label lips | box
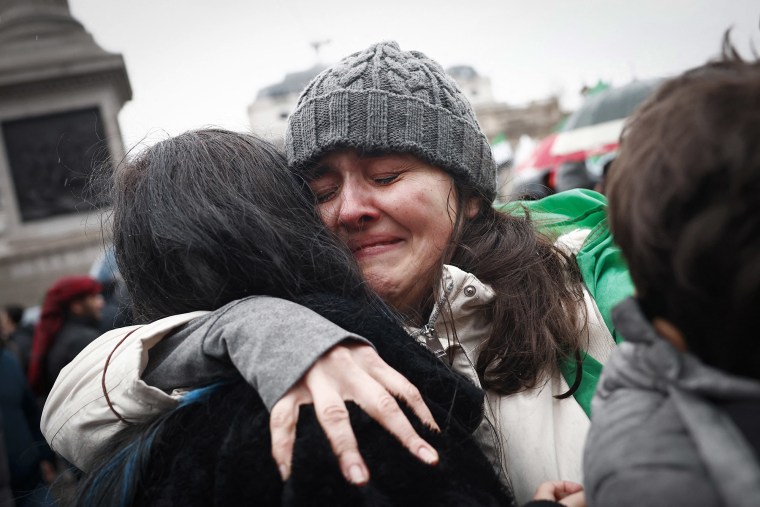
[347,237,403,258]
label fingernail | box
[348,464,367,485]
[278,464,289,480]
[418,446,438,465]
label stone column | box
[0,0,132,306]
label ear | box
[652,318,688,352]
[465,197,481,219]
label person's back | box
[45,316,101,390]
[77,294,509,507]
[583,36,760,506]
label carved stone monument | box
[0,0,132,306]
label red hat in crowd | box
[27,275,102,394]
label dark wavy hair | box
[607,34,760,380]
[431,184,587,397]
[110,129,374,322]
[72,129,385,506]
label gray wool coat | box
[583,298,760,507]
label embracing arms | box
[41,296,438,483]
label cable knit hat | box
[285,41,497,201]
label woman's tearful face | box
[309,150,458,315]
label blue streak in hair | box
[120,429,158,506]
[178,381,228,407]
[83,382,230,507]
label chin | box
[363,273,399,301]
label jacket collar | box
[610,297,760,400]
[408,265,495,360]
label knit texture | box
[286,41,497,201]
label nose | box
[335,180,379,230]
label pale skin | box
[533,481,586,507]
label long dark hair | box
[110,129,374,322]
[74,129,383,506]
[436,185,587,396]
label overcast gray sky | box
[68,0,759,149]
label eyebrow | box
[305,149,407,180]
[304,162,330,181]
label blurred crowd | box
[0,274,131,507]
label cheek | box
[408,209,455,254]
[316,204,338,230]
[416,191,457,244]
[429,221,455,251]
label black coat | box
[0,348,52,502]
[45,317,100,390]
[76,294,515,507]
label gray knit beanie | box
[285,41,496,201]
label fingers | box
[553,481,584,499]
[560,491,586,507]
[354,376,439,466]
[309,380,370,485]
[359,347,440,433]
[270,342,441,487]
[342,344,439,465]
[533,481,584,501]
[270,389,301,481]
[533,481,558,501]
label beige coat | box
[41,312,208,471]
[416,258,615,504]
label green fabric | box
[496,189,634,416]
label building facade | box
[248,61,565,152]
[0,0,131,306]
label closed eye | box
[374,174,400,185]
[313,187,337,204]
